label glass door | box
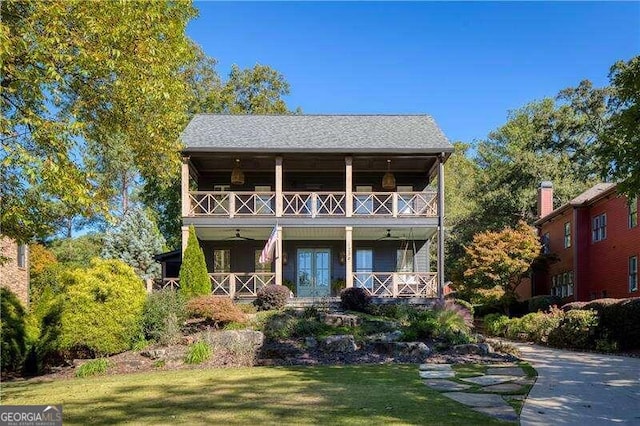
[297,248,331,297]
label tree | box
[463,221,541,306]
[599,56,640,197]
[101,208,165,281]
[1,0,197,242]
[50,234,104,269]
[179,225,210,298]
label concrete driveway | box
[514,342,640,425]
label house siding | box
[0,236,29,306]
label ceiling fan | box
[225,229,255,241]
[376,229,402,241]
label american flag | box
[259,226,278,264]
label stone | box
[460,375,516,386]
[204,330,265,350]
[369,330,403,343]
[323,335,357,353]
[473,406,519,422]
[443,392,510,408]
[419,370,455,379]
[423,379,472,391]
[480,382,525,393]
[420,363,453,371]
[141,349,167,360]
[486,367,527,376]
[305,336,318,348]
[477,342,493,354]
[322,314,361,328]
[452,344,484,355]
[395,342,431,358]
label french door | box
[297,248,331,297]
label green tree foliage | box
[599,56,640,197]
[59,259,146,355]
[179,225,210,298]
[101,208,165,280]
[0,0,197,242]
[0,288,27,373]
[463,221,541,305]
[50,234,104,269]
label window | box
[542,233,550,254]
[255,250,272,273]
[551,276,557,296]
[592,213,607,242]
[630,197,638,229]
[17,244,26,268]
[564,222,571,248]
[630,256,638,292]
[355,249,373,288]
[213,249,231,273]
[561,273,567,298]
[568,272,574,296]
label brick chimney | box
[537,181,553,218]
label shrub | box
[340,287,371,312]
[331,279,345,296]
[561,301,588,312]
[75,358,110,378]
[236,303,257,314]
[283,279,296,296]
[401,302,472,345]
[602,297,640,350]
[24,287,63,374]
[59,259,147,356]
[483,313,510,337]
[1,288,27,373]
[142,290,187,344]
[187,296,246,327]
[184,341,212,364]
[262,311,299,340]
[528,295,562,313]
[548,309,599,349]
[179,225,211,298]
[29,243,58,279]
[452,299,474,318]
[507,310,562,343]
[50,234,104,268]
[254,285,290,311]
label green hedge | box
[1,288,27,373]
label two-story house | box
[533,182,639,301]
[159,114,453,299]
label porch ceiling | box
[194,226,436,241]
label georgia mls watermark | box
[0,405,62,426]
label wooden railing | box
[352,272,438,297]
[188,191,436,218]
[210,272,276,298]
[153,278,180,291]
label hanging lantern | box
[381,159,396,190]
[231,158,245,185]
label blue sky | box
[188,2,639,144]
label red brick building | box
[533,182,639,301]
[0,235,30,306]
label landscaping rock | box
[323,335,358,353]
[423,379,472,391]
[419,369,455,379]
[368,330,403,343]
[305,337,318,349]
[140,349,167,360]
[478,342,493,355]
[419,363,453,371]
[452,344,485,355]
[204,330,265,350]
[322,314,361,327]
[394,342,431,358]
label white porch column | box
[181,225,189,259]
[181,157,190,217]
[345,226,353,288]
[345,156,353,217]
[276,226,283,286]
[275,156,283,217]
[437,154,445,300]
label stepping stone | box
[486,367,527,376]
[442,392,508,408]
[419,370,455,379]
[419,363,452,371]
[423,379,472,391]
[480,382,524,393]
[460,375,515,386]
[473,405,519,422]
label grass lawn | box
[1,365,509,425]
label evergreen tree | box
[179,225,210,298]
[101,209,165,280]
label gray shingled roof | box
[181,114,453,153]
[569,183,616,205]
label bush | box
[179,225,211,298]
[254,285,290,311]
[59,259,147,356]
[184,341,212,364]
[283,279,296,296]
[506,310,562,343]
[548,309,599,349]
[402,302,472,345]
[452,299,474,318]
[187,296,246,327]
[331,279,345,296]
[1,288,27,373]
[75,358,109,378]
[24,287,63,375]
[262,311,299,340]
[340,287,371,312]
[142,290,187,344]
[483,313,510,337]
[528,295,562,313]
[599,297,640,350]
[561,301,588,312]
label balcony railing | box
[210,272,276,298]
[154,277,180,291]
[187,191,437,218]
[352,272,438,297]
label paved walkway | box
[514,342,640,425]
